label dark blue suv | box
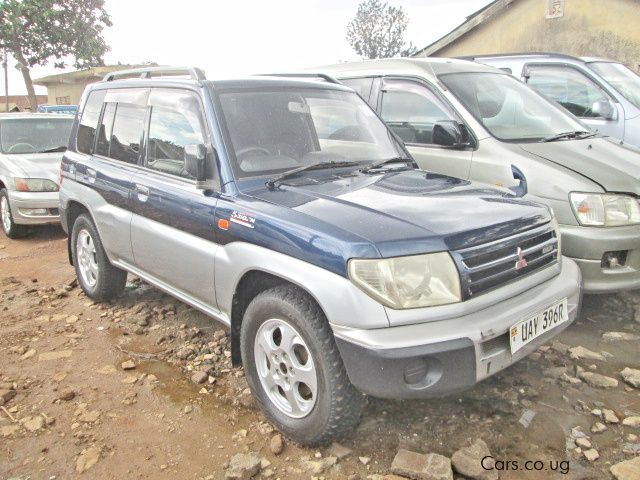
[59,67,582,445]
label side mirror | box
[184,143,207,183]
[509,165,527,197]
[591,100,615,120]
[432,121,471,148]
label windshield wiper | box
[41,146,67,153]
[359,156,414,173]
[540,131,598,142]
[266,161,361,188]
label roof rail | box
[456,52,582,62]
[103,66,207,82]
[256,73,342,85]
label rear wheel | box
[240,285,365,446]
[0,189,28,239]
[71,213,127,301]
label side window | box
[341,78,374,104]
[145,90,206,179]
[109,104,146,164]
[95,102,116,157]
[526,65,611,118]
[77,90,106,154]
[380,80,456,145]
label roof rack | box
[255,73,342,85]
[103,66,207,82]
[456,52,581,62]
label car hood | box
[519,137,640,195]
[1,152,63,183]
[248,169,551,256]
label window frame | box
[377,75,477,150]
[76,89,107,155]
[522,62,617,120]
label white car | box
[0,113,74,238]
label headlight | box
[570,192,640,226]
[14,178,59,192]
[348,252,461,309]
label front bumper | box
[333,257,582,399]
[560,223,640,293]
[8,190,60,225]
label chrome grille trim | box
[452,223,559,299]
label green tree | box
[0,0,111,109]
[346,0,415,59]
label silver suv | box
[469,53,640,147]
[320,58,640,293]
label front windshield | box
[588,62,640,108]
[217,88,404,178]
[0,117,74,154]
[440,72,586,142]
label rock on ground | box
[391,449,453,480]
[610,456,640,480]
[622,417,640,428]
[225,452,262,480]
[583,448,600,462]
[603,331,640,342]
[76,447,101,473]
[621,367,640,388]
[0,389,16,405]
[328,442,352,459]
[269,434,284,455]
[451,439,498,480]
[568,346,605,361]
[579,371,619,388]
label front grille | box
[452,223,559,299]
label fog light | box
[19,208,48,216]
[601,250,628,269]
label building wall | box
[425,0,640,72]
[45,79,96,106]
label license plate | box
[510,298,568,354]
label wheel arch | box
[65,200,92,265]
[229,269,326,367]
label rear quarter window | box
[77,90,106,154]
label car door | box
[524,63,625,141]
[377,78,473,179]
[129,88,219,311]
[74,88,148,264]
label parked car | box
[467,53,640,147]
[319,58,640,294]
[37,104,79,115]
[60,66,582,445]
[0,113,74,238]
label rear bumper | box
[333,257,582,399]
[8,190,60,225]
[560,224,640,293]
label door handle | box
[84,168,96,184]
[135,184,149,202]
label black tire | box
[0,188,28,239]
[70,213,127,301]
[240,285,365,446]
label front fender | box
[215,242,389,329]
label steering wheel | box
[236,146,271,160]
[7,143,36,154]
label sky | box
[2,0,494,96]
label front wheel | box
[71,213,127,301]
[0,189,28,239]
[240,285,365,446]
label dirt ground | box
[1,226,640,480]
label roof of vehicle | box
[315,57,502,81]
[460,52,617,64]
[0,112,75,120]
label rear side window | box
[77,90,106,154]
[109,104,146,164]
[145,90,206,179]
[95,102,116,157]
